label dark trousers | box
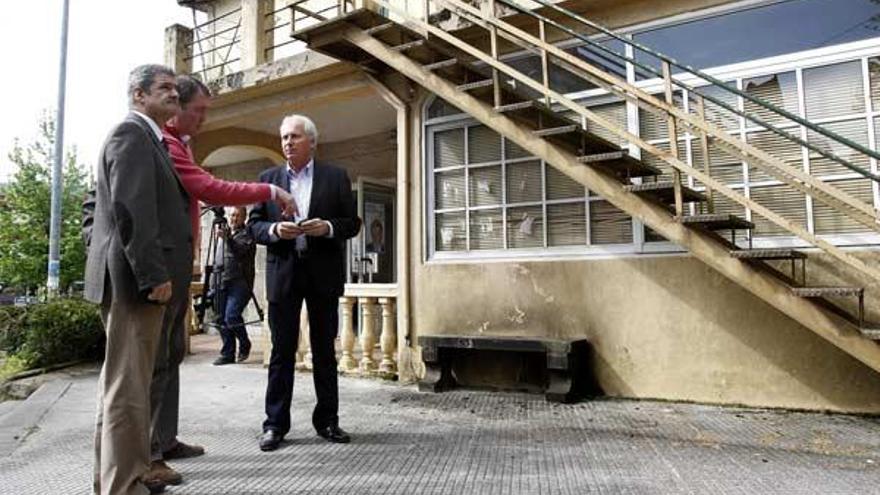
[217,279,252,359]
[263,290,339,436]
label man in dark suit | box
[248,114,360,451]
[84,64,190,495]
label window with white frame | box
[429,116,634,254]
[424,0,880,258]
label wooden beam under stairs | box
[311,20,880,373]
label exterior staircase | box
[287,0,880,372]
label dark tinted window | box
[634,0,880,79]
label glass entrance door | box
[348,178,396,284]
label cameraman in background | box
[213,206,256,365]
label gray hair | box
[128,64,175,105]
[280,114,319,150]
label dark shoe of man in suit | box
[143,460,182,486]
[140,474,167,494]
[316,424,351,444]
[237,342,251,363]
[213,355,235,366]
[259,429,284,451]
[162,440,205,460]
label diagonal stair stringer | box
[340,25,880,374]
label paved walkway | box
[1,335,880,494]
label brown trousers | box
[93,294,165,495]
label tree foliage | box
[0,113,91,292]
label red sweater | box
[163,123,273,244]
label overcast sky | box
[0,1,194,181]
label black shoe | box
[237,346,250,363]
[259,429,283,451]
[213,355,235,366]
[162,440,205,460]
[140,477,167,494]
[316,425,351,444]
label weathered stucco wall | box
[410,253,880,413]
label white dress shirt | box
[271,159,333,248]
[131,110,164,143]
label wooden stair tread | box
[729,249,806,260]
[791,286,864,297]
[624,181,705,203]
[390,39,426,51]
[423,58,458,71]
[679,214,754,230]
[533,124,579,137]
[457,79,495,91]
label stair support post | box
[340,25,880,373]
[662,61,684,218]
[694,95,715,214]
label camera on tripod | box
[192,206,263,331]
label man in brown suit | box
[84,64,190,495]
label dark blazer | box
[84,113,192,305]
[248,161,359,301]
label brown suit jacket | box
[84,113,192,305]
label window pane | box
[546,166,584,200]
[568,39,627,79]
[548,202,586,246]
[870,57,880,111]
[590,201,632,245]
[804,61,865,120]
[507,206,544,248]
[435,170,466,209]
[749,184,807,237]
[434,128,464,169]
[586,101,627,147]
[692,138,743,185]
[469,209,504,250]
[743,72,799,127]
[640,141,686,183]
[808,119,870,177]
[428,97,464,119]
[639,93,684,141]
[690,84,739,131]
[468,125,502,164]
[813,179,874,234]
[634,0,880,78]
[469,165,503,207]
[505,138,532,160]
[435,212,466,251]
[746,129,803,183]
[506,160,542,203]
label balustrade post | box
[338,296,357,371]
[378,297,397,375]
[359,297,379,372]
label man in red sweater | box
[144,75,298,487]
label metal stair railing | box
[522,0,880,181]
[426,0,880,234]
[361,0,880,284]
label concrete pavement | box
[1,335,879,494]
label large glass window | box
[635,0,880,78]
[429,99,632,255]
[424,0,880,259]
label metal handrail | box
[513,0,880,182]
[185,39,240,61]
[421,0,879,231]
[192,7,241,30]
[186,23,240,47]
